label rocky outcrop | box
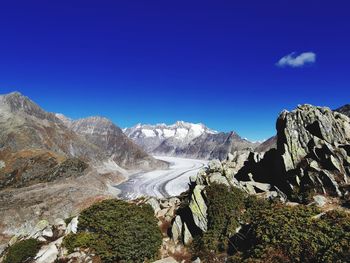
[170,104,350,245]
[276,105,350,199]
[234,104,350,201]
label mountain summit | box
[124,121,217,153]
[124,121,258,160]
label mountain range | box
[124,122,260,159]
[0,92,166,246]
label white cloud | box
[276,52,316,68]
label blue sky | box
[0,0,349,141]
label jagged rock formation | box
[170,104,350,246]
[234,105,350,200]
[275,105,350,198]
[125,122,258,160]
[335,104,350,117]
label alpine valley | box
[1,92,350,263]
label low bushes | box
[192,183,245,258]
[63,199,162,263]
[3,238,41,263]
[231,198,350,262]
[189,183,350,263]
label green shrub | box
[190,183,350,263]
[63,199,162,263]
[64,216,74,226]
[63,232,97,253]
[234,205,350,263]
[192,183,245,257]
[3,238,41,263]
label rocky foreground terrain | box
[1,103,350,263]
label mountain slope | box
[335,104,350,117]
[0,92,167,248]
[69,116,166,170]
[0,92,102,161]
[125,122,258,160]
[0,91,166,190]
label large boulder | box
[276,105,350,198]
[277,105,350,172]
[235,104,350,200]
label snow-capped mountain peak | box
[125,121,216,140]
[123,121,217,153]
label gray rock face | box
[189,185,208,232]
[276,105,350,197]
[181,132,258,160]
[234,104,350,200]
[277,105,350,172]
[171,215,183,243]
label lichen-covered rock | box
[276,105,350,198]
[207,160,223,173]
[189,185,207,232]
[232,104,350,200]
[34,237,63,263]
[171,215,183,243]
[147,197,161,214]
[277,105,350,171]
[207,172,230,186]
[152,257,178,263]
[183,222,193,245]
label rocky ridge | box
[166,104,350,250]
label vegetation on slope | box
[63,199,162,263]
[189,184,350,263]
[3,238,41,263]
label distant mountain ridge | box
[124,122,259,160]
[0,92,164,174]
[335,104,350,117]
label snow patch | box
[163,129,175,138]
[175,128,188,139]
[142,129,156,137]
